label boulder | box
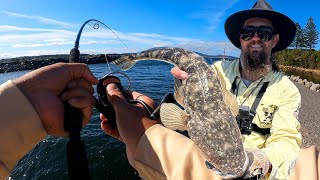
[305,81,313,89]
[297,79,304,84]
[310,83,320,91]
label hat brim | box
[225,9,296,52]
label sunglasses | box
[240,26,275,42]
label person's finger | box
[61,86,95,126]
[60,87,92,101]
[100,120,122,141]
[66,63,99,84]
[170,67,188,80]
[100,113,107,121]
[118,89,157,118]
[67,79,94,94]
[106,83,129,107]
[68,96,95,126]
[99,111,121,139]
[121,89,158,110]
[132,92,158,110]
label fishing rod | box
[64,19,127,180]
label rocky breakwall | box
[0,54,121,73]
[289,75,320,93]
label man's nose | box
[251,32,261,41]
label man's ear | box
[272,34,279,48]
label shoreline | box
[0,54,121,73]
[1,57,319,92]
[280,65,320,77]
[280,65,320,84]
[288,75,320,93]
[281,64,320,93]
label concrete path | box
[294,82,320,149]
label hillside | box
[275,49,320,69]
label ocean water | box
[0,61,175,179]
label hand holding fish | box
[100,83,158,164]
[170,67,188,80]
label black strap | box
[231,76,238,94]
[250,82,269,115]
[252,123,270,135]
[150,93,176,119]
[231,77,271,135]
[249,81,270,135]
[233,174,264,180]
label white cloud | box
[0,25,70,32]
[0,17,240,59]
[2,11,75,28]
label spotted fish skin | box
[111,47,246,176]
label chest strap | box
[232,78,271,135]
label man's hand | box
[13,63,99,136]
[100,83,158,164]
[171,67,188,80]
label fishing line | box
[102,55,131,90]
[73,19,128,49]
[104,54,112,74]
[89,20,128,49]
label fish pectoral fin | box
[160,103,189,131]
[223,90,239,117]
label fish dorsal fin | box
[213,65,239,117]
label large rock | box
[305,81,313,89]
[310,83,320,91]
[297,79,304,84]
[290,75,300,82]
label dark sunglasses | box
[240,26,275,42]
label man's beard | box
[240,50,271,76]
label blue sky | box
[0,0,319,59]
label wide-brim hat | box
[225,0,296,52]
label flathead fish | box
[111,47,246,177]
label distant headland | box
[0,53,237,73]
[0,54,122,73]
[1,52,319,92]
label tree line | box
[290,17,319,50]
[274,17,320,70]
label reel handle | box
[95,75,126,129]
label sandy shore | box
[294,82,320,150]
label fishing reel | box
[94,72,177,128]
[94,72,131,129]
